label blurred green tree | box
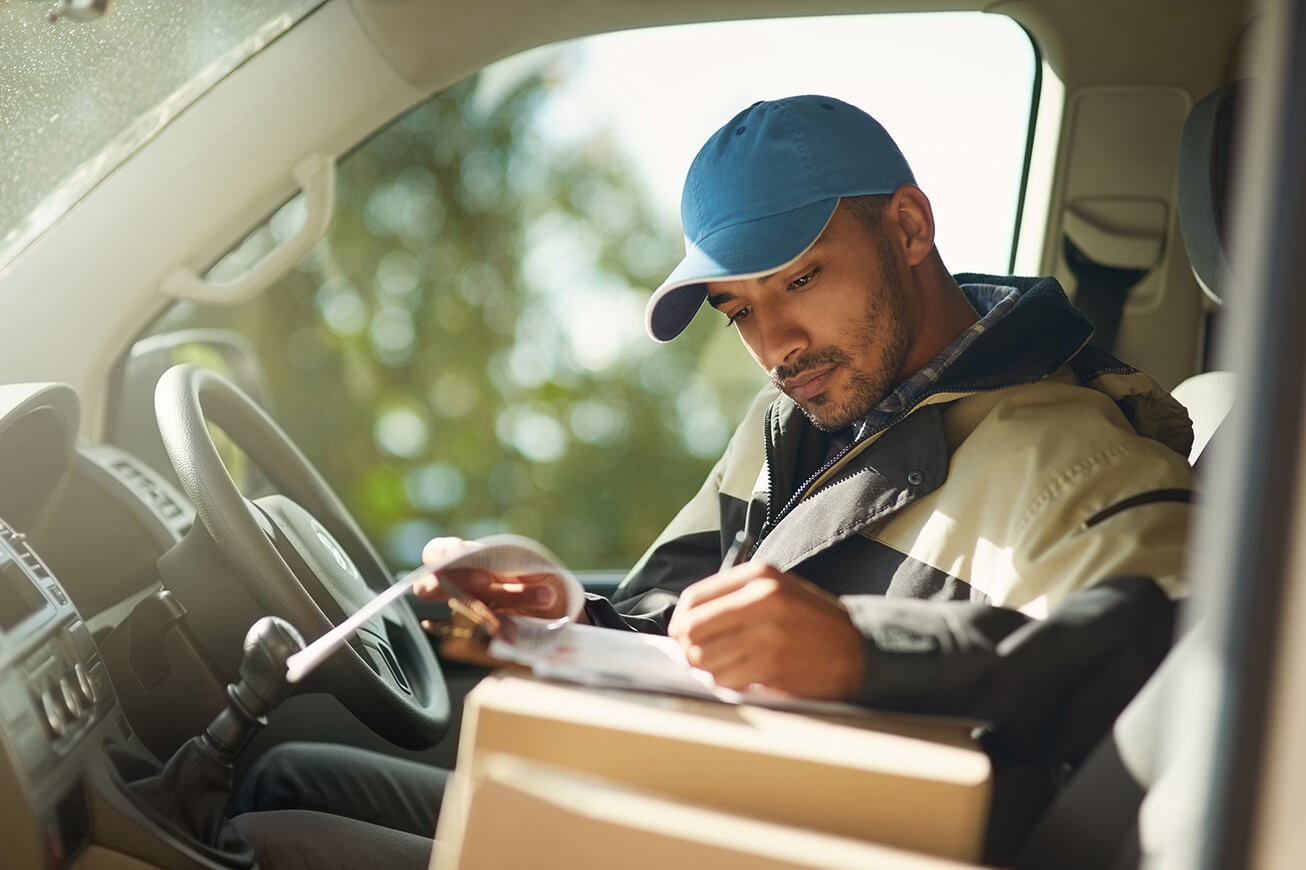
[149,66,763,571]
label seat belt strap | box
[1063,235,1149,354]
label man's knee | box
[235,742,328,813]
[233,809,433,870]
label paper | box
[285,534,584,683]
[284,563,429,683]
[285,533,872,716]
[501,622,873,716]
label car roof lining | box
[345,0,1247,98]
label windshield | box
[0,0,320,273]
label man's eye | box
[726,306,752,327]
[790,268,818,290]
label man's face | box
[706,202,915,431]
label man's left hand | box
[667,562,866,699]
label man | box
[233,95,1194,867]
[424,94,1191,721]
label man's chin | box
[795,395,856,432]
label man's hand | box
[413,537,580,622]
[667,562,865,699]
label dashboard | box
[0,383,234,869]
[0,517,109,868]
[0,384,119,867]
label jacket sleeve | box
[839,575,1177,764]
[831,388,1195,761]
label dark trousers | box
[228,742,448,870]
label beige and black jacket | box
[586,275,1195,764]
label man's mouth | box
[784,366,838,402]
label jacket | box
[586,274,1196,764]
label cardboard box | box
[437,675,991,863]
[435,752,987,870]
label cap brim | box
[645,197,839,342]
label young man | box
[423,95,1192,721]
[234,95,1194,868]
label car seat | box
[1010,80,1244,869]
[1171,81,1243,470]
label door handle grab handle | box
[161,153,335,303]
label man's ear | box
[888,185,936,268]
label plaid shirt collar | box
[847,283,1019,443]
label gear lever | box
[204,616,306,761]
[126,617,305,864]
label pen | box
[720,529,755,573]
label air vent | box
[0,521,53,582]
[108,458,186,522]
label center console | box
[0,519,119,868]
[0,510,261,870]
[0,384,294,869]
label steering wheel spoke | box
[357,632,413,696]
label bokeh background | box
[144,15,1041,571]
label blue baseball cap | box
[645,95,916,342]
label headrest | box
[1177,81,1245,306]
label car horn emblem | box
[311,519,358,578]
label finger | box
[413,568,493,600]
[709,658,769,692]
[482,579,559,613]
[438,568,500,597]
[411,574,449,600]
[681,562,771,608]
[673,581,777,647]
[688,620,779,672]
[668,562,772,636]
[422,537,484,565]
[685,629,753,674]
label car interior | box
[1,0,1303,867]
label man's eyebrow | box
[706,239,828,307]
[760,240,827,287]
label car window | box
[134,13,1047,572]
[0,0,320,272]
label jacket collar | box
[763,274,1091,518]
[938,274,1093,393]
[754,274,1194,563]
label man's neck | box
[897,264,980,381]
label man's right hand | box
[413,537,575,621]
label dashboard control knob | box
[74,663,96,707]
[40,689,66,738]
[59,676,83,719]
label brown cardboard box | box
[437,675,991,864]
[434,752,987,870]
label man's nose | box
[757,314,809,372]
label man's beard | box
[770,256,911,432]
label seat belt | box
[1063,235,1149,354]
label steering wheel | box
[153,364,449,748]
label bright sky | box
[485,12,1041,274]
